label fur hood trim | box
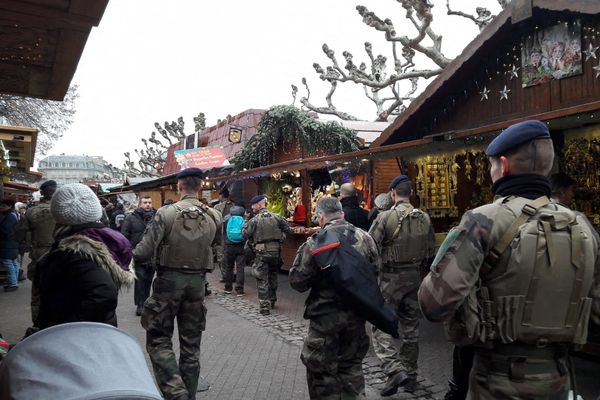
[58,234,135,288]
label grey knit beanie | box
[51,183,103,225]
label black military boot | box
[381,371,410,397]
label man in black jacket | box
[121,196,156,315]
[340,183,369,231]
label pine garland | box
[230,105,361,171]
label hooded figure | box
[35,184,134,330]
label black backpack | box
[311,226,399,338]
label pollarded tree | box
[293,0,510,122]
[0,85,78,156]
[123,113,207,177]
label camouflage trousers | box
[29,247,50,324]
[372,268,421,376]
[141,270,207,400]
[301,311,369,400]
[469,351,570,400]
[252,253,280,312]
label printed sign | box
[174,146,229,170]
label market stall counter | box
[281,225,321,271]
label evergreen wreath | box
[230,105,361,171]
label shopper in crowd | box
[110,202,125,231]
[0,199,20,292]
[15,180,57,322]
[290,197,380,399]
[222,204,247,295]
[368,192,394,228]
[550,172,577,207]
[121,195,156,316]
[339,183,370,231]
[35,183,134,330]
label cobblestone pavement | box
[3,264,598,399]
[210,269,448,400]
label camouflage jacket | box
[214,199,234,218]
[418,197,600,329]
[133,195,223,271]
[368,199,436,268]
[16,201,55,259]
[242,207,291,250]
[290,218,380,318]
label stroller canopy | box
[0,322,162,399]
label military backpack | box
[253,210,284,253]
[445,196,596,347]
[159,202,217,271]
[382,202,432,266]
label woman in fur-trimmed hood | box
[35,184,134,330]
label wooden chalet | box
[347,0,600,234]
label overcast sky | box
[48,0,502,167]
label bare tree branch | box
[0,85,78,157]
[299,78,360,120]
[293,0,509,121]
[446,1,494,31]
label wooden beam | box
[211,138,434,182]
[446,99,600,141]
[0,0,103,30]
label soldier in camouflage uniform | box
[242,195,291,315]
[419,120,600,400]
[15,180,57,323]
[133,168,222,400]
[290,197,380,399]
[369,175,436,396]
[214,187,233,282]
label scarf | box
[491,174,552,200]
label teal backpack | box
[226,215,245,243]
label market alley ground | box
[2,269,599,399]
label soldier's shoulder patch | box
[430,227,462,270]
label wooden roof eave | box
[206,138,433,183]
[371,8,513,148]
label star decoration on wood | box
[509,65,520,80]
[499,85,511,101]
[584,43,599,61]
[480,86,490,101]
[593,60,600,78]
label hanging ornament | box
[499,85,511,101]
[480,86,490,101]
[593,60,600,78]
[584,43,599,61]
[509,65,520,80]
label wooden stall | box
[361,0,600,354]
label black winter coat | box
[340,196,370,231]
[35,224,134,330]
[121,208,155,248]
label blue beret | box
[486,120,550,157]
[40,180,57,190]
[389,175,410,190]
[250,195,266,205]
[176,168,203,179]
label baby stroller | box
[0,322,162,399]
